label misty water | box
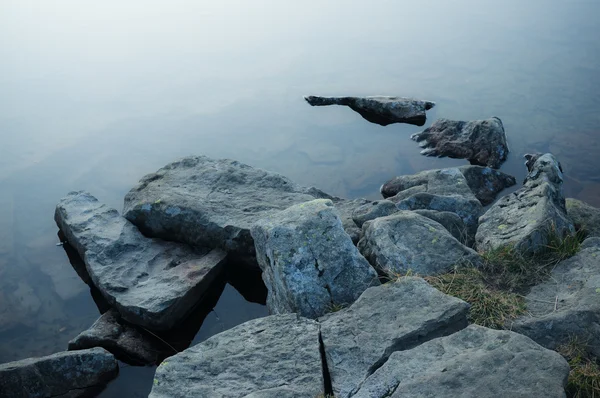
[1,1,599,396]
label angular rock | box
[331,197,370,244]
[352,199,398,228]
[476,153,575,254]
[353,325,569,398]
[55,191,228,330]
[251,199,379,319]
[304,95,435,126]
[566,198,600,238]
[411,117,509,168]
[381,167,482,238]
[358,211,481,276]
[319,277,470,398]
[0,347,118,398]
[68,310,166,366]
[413,209,469,244]
[509,237,600,357]
[123,156,331,257]
[458,165,517,206]
[149,314,323,398]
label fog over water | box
[1,1,599,395]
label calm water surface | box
[1,1,599,395]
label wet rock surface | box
[510,237,600,357]
[55,191,228,330]
[476,153,574,254]
[353,325,570,398]
[123,156,331,257]
[358,211,481,276]
[304,95,435,126]
[319,278,470,398]
[0,347,118,398]
[68,310,166,366]
[251,199,379,319]
[566,198,600,238]
[458,165,517,205]
[149,314,323,398]
[411,117,509,168]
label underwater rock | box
[0,347,118,398]
[55,191,228,330]
[476,153,574,254]
[123,156,332,258]
[304,95,435,126]
[319,277,469,398]
[358,211,481,276]
[411,117,509,168]
[353,325,569,398]
[149,314,323,398]
[251,199,379,319]
[509,237,600,358]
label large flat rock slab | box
[123,156,330,256]
[252,199,379,319]
[304,95,435,126]
[358,211,481,276]
[0,347,118,398]
[510,237,600,357]
[411,117,509,168]
[319,278,470,398]
[55,191,227,330]
[353,325,569,398]
[149,314,323,398]
[476,153,574,254]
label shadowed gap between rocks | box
[59,234,268,366]
[318,330,334,396]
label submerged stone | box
[319,278,469,398]
[411,117,509,168]
[304,95,435,126]
[55,191,227,330]
[149,314,323,397]
[353,325,569,398]
[0,347,118,398]
[251,199,379,319]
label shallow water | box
[1,0,599,395]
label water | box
[1,0,599,395]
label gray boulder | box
[476,153,575,254]
[566,198,600,238]
[304,95,435,126]
[352,199,398,228]
[331,197,370,244]
[149,314,323,398]
[458,165,517,205]
[0,347,118,398]
[413,209,469,244]
[381,168,482,238]
[411,117,509,169]
[319,277,469,398]
[353,325,569,398]
[68,310,166,365]
[55,191,227,330]
[509,237,600,357]
[123,156,331,257]
[358,212,481,276]
[251,199,379,319]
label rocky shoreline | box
[1,109,599,397]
